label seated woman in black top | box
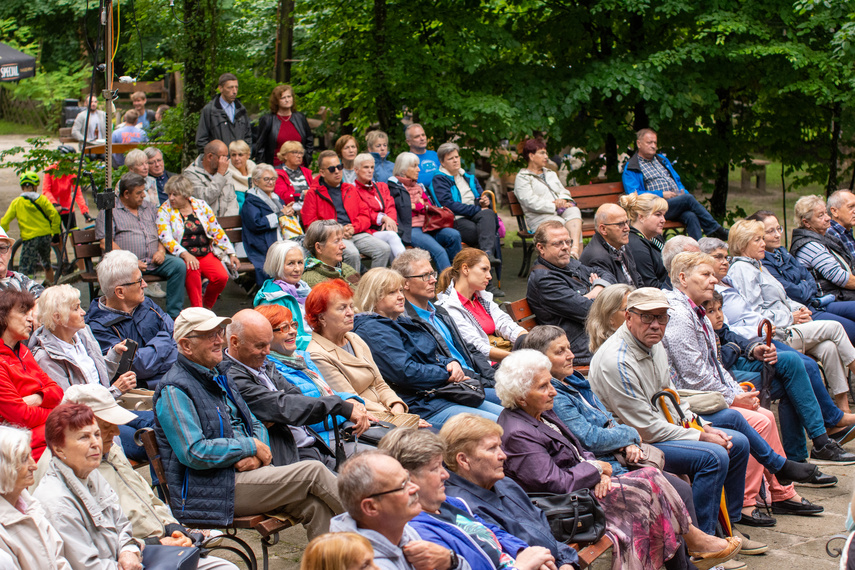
[620,192,669,287]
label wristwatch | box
[448,548,459,569]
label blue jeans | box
[411,227,462,271]
[814,300,855,344]
[118,410,155,462]
[423,399,504,428]
[732,347,826,461]
[484,388,502,406]
[701,408,786,473]
[145,254,186,319]
[665,193,721,239]
[777,341,845,432]
[652,428,749,534]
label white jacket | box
[513,168,572,215]
[0,491,71,570]
[435,281,526,358]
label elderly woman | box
[666,251,823,523]
[620,192,669,287]
[436,249,527,362]
[584,283,632,354]
[513,139,582,259]
[336,135,359,184]
[274,141,314,209]
[747,210,855,343]
[35,404,144,570]
[122,149,158,205]
[157,174,238,309]
[352,268,503,428]
[388,152,462,271]
[367,130,394,183]
[439,414,579,569]
[306,279,421,428]
[430,142,501,263]
[0,426,71,569]
[0,289,63,461]
[495,350,741,570]
[303,220,361,289]
[379,428,562,570]
[255,84,313,167]
[241,163,290,285]
[352,153,405,260]
[254,240,312,349]
[227,139,256,205]
[727,219,855,414]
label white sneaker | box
[146,282,167,298]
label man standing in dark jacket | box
[579,203,642,287]
[224,309,370,469]
[527,221,613,365]
[195,73,252,153]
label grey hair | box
[698,237,728,255]
[520,325,568,354]
[391,248,432,278]
[124,149,148,170]
[378,428,445,472]
[436,142,460,163]
[828,190,853,213]
[37,284,81,332]
[252,163,276,184]
[352,153,374,171]
[263,240,305,281]
[304,220,344,257]
[661,235,700,272]
[337,450,393,519]
[97,250,140,297]
[404,123,423,141]
[143,147,163,160]
[0,426,32,495]
[494,349,552,409]
[393,152,420,177]
[164,174,194,199]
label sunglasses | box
[326,164,345,173]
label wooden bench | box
[572,182,685,238]
[218,215,261,278]
[571,537,614,569]
[506,189,536,277]
[136,428,292,570]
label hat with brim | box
[0,226,15,246]
[173,307,232,341]
[62,384,138,425]
[626,287,671,312]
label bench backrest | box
[137,428,172,505]
[570,182,625,210]
[505,297,538,331]
[72,228,100,272]
[218,215,243,248]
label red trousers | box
[185,252,229,309]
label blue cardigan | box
[371,152,395,184]
[429,170,484,218]
[761,246,818,305]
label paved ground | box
[1,133,852,569]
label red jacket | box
[354,179,397,234]
[274,165,316,205]
[301,182,372,234]
[0,341,64,461]
[42,163,90,215]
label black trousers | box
[454,209,498,254]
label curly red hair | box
[305,279,354,330]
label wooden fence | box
[0,87,56,131]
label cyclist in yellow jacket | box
[0,172,61,282]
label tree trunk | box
[181,0,209,166]
[373,0,394,134]
[828,102,842,197]
[605,132,618,181]
[710,88,732,220]
[274,0,295,83]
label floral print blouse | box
[156,196,235,258]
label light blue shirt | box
[412,302,469,367]
[219,96,236,123]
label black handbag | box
[141,544,201,570]
[529,489,607,544]
[420,378,485,408]
[341,420,398,446]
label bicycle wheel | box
[9,238,62,282]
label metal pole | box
[102,0,113,253]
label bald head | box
[595,203,629,248]
[202,140,228,175]
[227,309,273,369]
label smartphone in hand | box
[112,339,139,382]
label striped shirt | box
[793,239,852,288]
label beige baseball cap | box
[63,384,138,425]
[173,307,232,341]
[626,287,671,312]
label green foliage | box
[147,105,189,171]
[0,138,112,193]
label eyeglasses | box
[405,270,438,282]
[764,226,783,235]
[186,326,226,341]
[368,475,411,498]
[602,221,630,228]
[120,276,145,288]
[546,239,573,248]
[0,244,11,254]
[628,310,669,325]
[288,151,304,156]
[710,254,732,263]
[261,177,277,183]
[326,164,345,173]
[273,322,299,333]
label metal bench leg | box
[261,532,281,570]
[204,530,258,570]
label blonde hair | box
[229,139,251,156]
[277,140,305,163]
[585,283,633,354]
[353,268,404,313]
[300,532,374,570]
[440,413,503,472]
[794,195,827,228]
[37,284,82,332]
[728,219,765,257]
[619,192,669,224]
[669,251,716,285]
[366,130,388,150]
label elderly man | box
[224,309,370,469]
[302,150,391,270]
[330,450,471,570]
[111,110,148,166]
[71,93,107,149]
[95,172,185,316]
[622,128,727,241]
[579,203,642,286]
[183,140,239,218]
[0,226,43,297]
[588,288,751,539]
[526,221,613,365]
[154,307,343,539]
[405,124,440,187]
[393,248,495,385]
[196,72,252,152]
[86,250,177,388]
[145,147,175,205]
[130,91,156,129]
[825,190,855,258]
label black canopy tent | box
[0,43,36,82]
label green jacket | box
[1,193,61,240]
[302,256,360,289]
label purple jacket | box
[498,408,602,495]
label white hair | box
[494,349,552,409]
[124,149,148,170]
[263,240,305,281]
[143,147,163,160]
[393,152,420,178]
[97,250,140,297]
[352,153,374,171]
[252,163,276,184]
[661,235,699,272]
[0,426,31,494]
[37,284,81,331]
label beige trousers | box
[785,320,855,396]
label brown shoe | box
[689,536,742,570]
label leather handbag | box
[341,420,398,446]
[614,442,665,471]
[487,334,513,351]
[530,489,607,544]
[141,544,201,570]
[423,204,455,232]
[420,378,486,408]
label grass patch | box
[0,120,47,136]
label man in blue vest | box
[153,307,343,539]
